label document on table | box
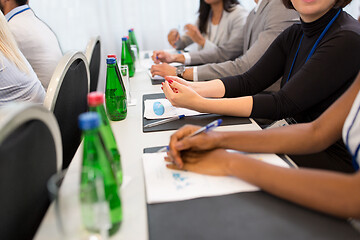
[144,98,207,119]
[142,151,290,204]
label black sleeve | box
[251,31,360,120]
[220,27,291,97]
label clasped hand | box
[168,29,180,48]
[184,24,205,47]
[165,124,230,176]
[161,76,200,109]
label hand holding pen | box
[160,119,222,168]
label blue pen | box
[157,119,223,152]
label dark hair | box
[15,0,28,6]
[282,0,352,9]
[198,0,239,34]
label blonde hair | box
[0,11,29,74]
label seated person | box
[0,11,45,105]
[0,0,63,90]
[161,0,360,172]
[151,0,299,82]
[165,72,360,219]
[155,0,248,66]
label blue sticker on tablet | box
[153,101,165,116]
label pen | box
[157,118,223,152]
[144,114,185,128]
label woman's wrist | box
[223,152,238,176]
[215,131,228,149]
[174,54,185,63]
[198,38,206,47]
[192,95,208,112]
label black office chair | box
[85,36,101,92]
[0,103,62,240]
[44,51,89,169]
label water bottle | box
[105,57,127,121]
[128,28,139,58]
[121,37,135,77]
[88,92,123,185]
[79,112,122,235]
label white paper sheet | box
[144,98,207,119]
[142,151,290,204]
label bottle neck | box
[83,128,99,138]
[107,63,117,68]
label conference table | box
[34,51,360,240]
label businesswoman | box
[162,0,360,171]
[165,72,360,219]
[0,11,44,105]
[153,0,248,64]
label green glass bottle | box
[125,36,136,63]
[105,57,127,121]
[88,92,123,186]
[107,55,127,94]
[121,37,135,77]
[79,112,122,236]
[128,28,139,58]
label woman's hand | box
[167,124,223,168]
[184,24,205,47]
[168,29,180,48]
[152,50,175,64]
[165,149,232,176]
[150,63,176,77]
[161,77,202,109]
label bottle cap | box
[107,54,117,59]
[106,57,116,64]
[78,112,100,130]
[122,37,127,41]
[129,28,134,32]
[88,92,104,106]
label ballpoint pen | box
[157,118,223,152]
[144,114,185,128]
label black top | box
[221,8,360,122]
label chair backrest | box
[0,103,62,240]
[85,36,101,92]
[44,51,89,169]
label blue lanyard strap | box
[286,9,341,83]
[7,7,31,22]
[286,35,303,83]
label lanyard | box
[7,7,31,22]
[286,9,341,83]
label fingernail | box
[168,80,173,84]
[174,88,178,91]
[175,91,179,93]
[161,87,163,90]
[175,142,183,149]
[161,82,164,85]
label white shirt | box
[6,5,63,90]
[344,0,360,20]
[0,52,45,105]
[254,0,263,13]
[342,90,360,170]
